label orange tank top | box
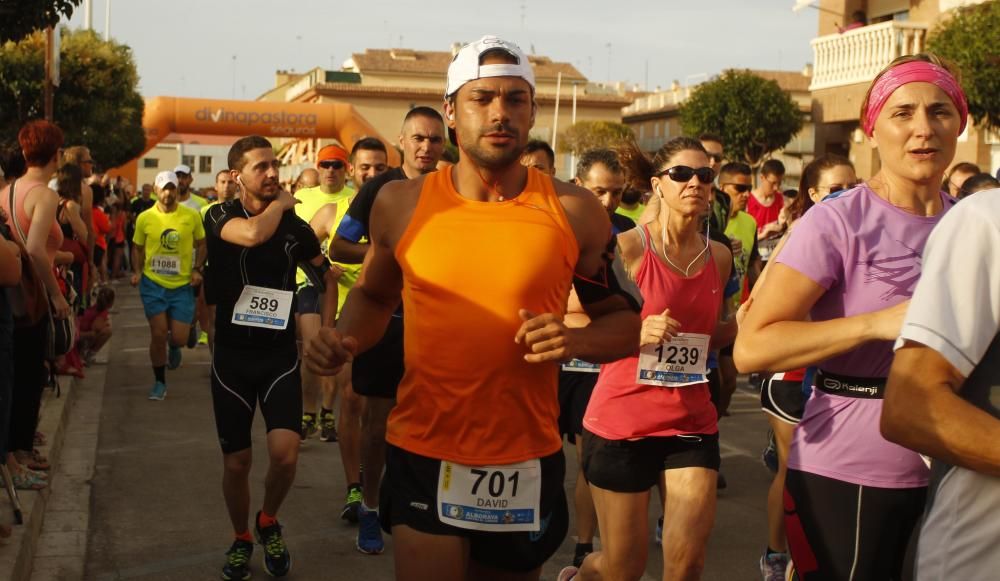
[387,166,579,465]
[4,180,63,265]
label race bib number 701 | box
[437,459,541,532]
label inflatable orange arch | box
[114,96,400,183]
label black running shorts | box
[784,469,925,581]
[210,342,302,454]
[582,430,720,493]
[761,373,806,424]
[557,369,599,442]
[379,445,569,573]
[296,284,321,315]
[352,316,404,399]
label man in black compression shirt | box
[204,135,338,580]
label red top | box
[92,207,110,249]
[79,307,108,332]
[584,225,721,440]
[111,212,126,244]
[746,192,784,235]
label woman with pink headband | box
[735,53,967,580]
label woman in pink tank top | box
[565,138,733,581]
[1,120,69,490]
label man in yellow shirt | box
[131,170,206,400]
[293,145,356,444]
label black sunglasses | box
[656,165,715,185]
[722,183,751,193]
[318,160,345,170]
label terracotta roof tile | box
[350,48,587,82]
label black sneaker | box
[221,539,253,581]
[341,484,363,524]
[254,512,291,577]
[318,411,338,442]
[187,324,199,349]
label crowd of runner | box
[1,34,998,581]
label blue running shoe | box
[254,512,290,577]
[148,381,167,401]
[356,505,384,555]
[221,539,253,580]
[167,345,182,370]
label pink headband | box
[862,61,968,137]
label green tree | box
[0,28,146,169]
[927,1,1000,131]
[0,0,83,43]
[558,121,634,154]
[679,70,803,170]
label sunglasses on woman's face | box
[318,160,345,170]
[723,183,752,193]
[656,165,715,185]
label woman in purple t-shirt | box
[735,53,968,580]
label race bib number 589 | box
[437,459,541,532]
[232,285,293,330]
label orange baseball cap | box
[317,144,349,164]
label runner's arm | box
[882,344,1000,476]
[710,241,736,349]
[334,213,402,355]
[734,263,905,373]
[312,254,339,328]
[215,192,296,247]
[518,186,641,364]
[329,235,368,264]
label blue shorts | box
[140,275,195,323]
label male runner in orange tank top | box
[306,36,640,581]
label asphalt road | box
[80,284,774,581]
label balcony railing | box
[622,88,690,116]
[809,21,929,91]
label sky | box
[63,0,819,100]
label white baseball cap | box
[445,35,535,98]
[173,164,192,175]
[154,171,179,190]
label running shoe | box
[319,411,338,442]
[254,512,291,577]
[762,430,778,473]
[167,345,182,370]
[221,539,253,581]
[557,566,579,581]
[148,381,167,401]
[356,505,384,554]
[654,515,663,546]
[300,414,317,443]
[187,325,199,348]
[198,331,209,345]
[341,484,363,524]
[760,551,789,581]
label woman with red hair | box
[1,120,71,489]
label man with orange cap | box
[292,144,364,522]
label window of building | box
[638,125,645,140]
[143,158,159,169]
[198,155,212,174]
[663,122,671,139]
[182,155,195,169]
[653,123,660,138]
